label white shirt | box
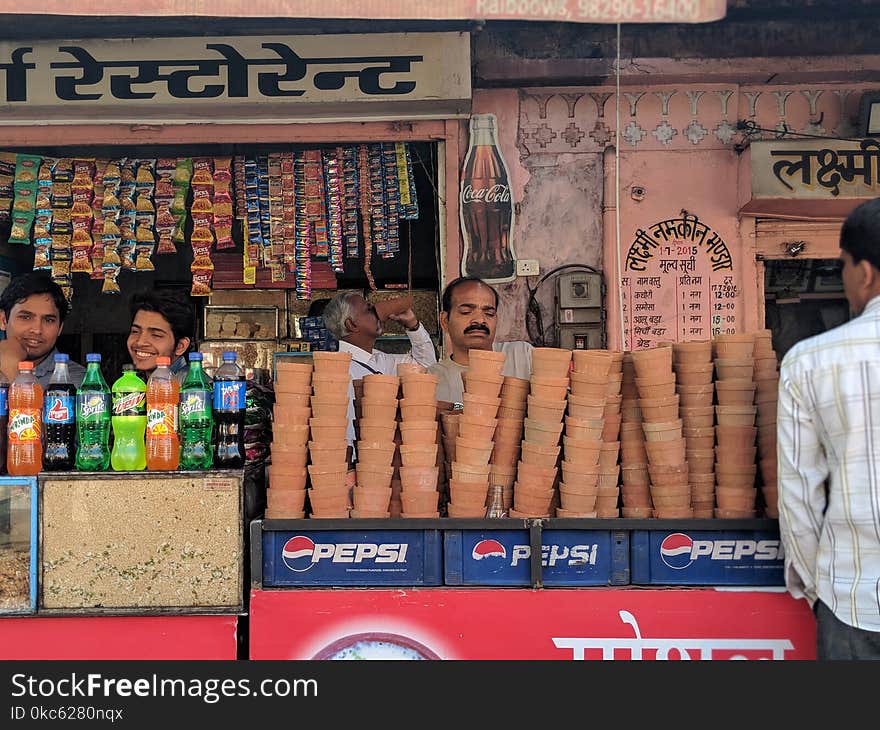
[338,323,437,444]
[430,340,534,404]
[778,294,880,631]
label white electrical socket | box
[516,259,540,277]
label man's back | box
[778,296,880,630]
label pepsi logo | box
[472,539,506,560]
[659,533,695,570]
[282,535,317,572]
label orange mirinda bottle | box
[8,361,43,476]
[146,356,180,470]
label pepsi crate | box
[631,520,785,586]
[444,520,630,587]
[256,519,443,587]
[0,476,38,615]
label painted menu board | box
[622,213,739,350]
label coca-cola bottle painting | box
[459,113,516,283]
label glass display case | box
[0,476,37,614]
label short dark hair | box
[0,271,70,322]
[840,198,880,270]
[129,289,195,346]
[441,277,499,314]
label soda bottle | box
[7,361,43,476]
[146,356,180,471]
[110,365,147,471]
[212,351,246,469]
[42,353,76,471]
[179,352,213,470]
[0,367,8,475]
[460,113,515,282]
[75,353,111,471]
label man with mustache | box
[0,272,85,387]
[430,276,533,405]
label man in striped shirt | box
[778,197,880,659]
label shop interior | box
[0,141,443,379]
[764,257,848,360]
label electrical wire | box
[525,263,604,347]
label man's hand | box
[387,308,419,331]
[0,337,27,382]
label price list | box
[621,214,739,350]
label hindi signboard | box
[0,0,728,24]
[0,33,471,124]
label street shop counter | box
[250,517,814,660]
[0,470,245,659]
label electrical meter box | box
[555,271,605,350]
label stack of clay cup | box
[752,330,779,517]
[619,352,652,516]
[598,351,623,517]
[398,367,441,517]
[448,350,505,517]
[266,360,313,518]
[559,350,608,517]
[352,373,399,517]
[713,334,758,518]
[488,375,529,512]
[514,347,571,517]
[306,351,353,518]
[672,340,716,517]
[632,345,692,518]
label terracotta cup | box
[523,418,564,446]
[308,439,349,466]
[399,443,439,467]
[463,371,505,399]
[399,399,438,422]
[356,464,395,490]
[373,294,415,322]
[455,436,494,466]
[399,420,439,445]
[520,440,561,468]
[462,392,502,420]
[467,349,506,377]
[311,350,352,376]
[399,465,440,491]
[358,419,397,443]
[529,374,570,401]
[526,395,567,423]
[266,487,308,515]
[362,374,400,401]
[401,373,439,401]
[531,347,573,379]
[571,349,613,378]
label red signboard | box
[0,616,239,660]
[0,0,728,24]
[250,588,816,660]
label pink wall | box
[470,78,873,347]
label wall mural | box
[621,213,739,350]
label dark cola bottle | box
[460,113,515,282]
[43,353,77,471]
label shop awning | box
[0,0,727,23]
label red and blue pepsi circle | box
[471,538,507,561]
[282,535,317,572]
[659,533,695,570]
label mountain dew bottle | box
[110,365,147,471]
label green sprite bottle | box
[179,352,213,470]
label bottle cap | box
[54,353,69,363]
[18,361,33,371]
[189,352,203,362]
[222,351,237,361]
[86,353,101,363]
[156,356,171,366]
[122,364,134,371]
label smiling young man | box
[429,277,533,405]
[0,272,85,387]
[777,197,880,659]
[127,289,195,384]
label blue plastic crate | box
[262,527,443,586]
[444,528,630,586]
[631,529,785,586]
[0,476,37,614]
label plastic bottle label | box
[213,381,246,411]
[9,408,41,442]
[147,404,178,436]
[181,391,210,421]
[77,393,109,421]
[0,388,7,417]
[44,395,74,423]
[113,391,146,416]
